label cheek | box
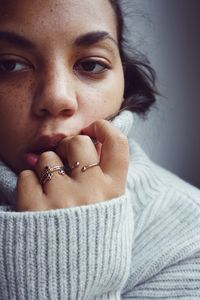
[0,81,33,137]
[98,70,125,113]
[78,75,124,120]
[0,79,34,112]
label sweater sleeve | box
[0,194,134,300]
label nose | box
[32,63,78,118]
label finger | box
[56,135,102,180]
[35,151,71,194]
[82,120,129,180]
[17,170,44,211]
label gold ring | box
[70,161,80,170]
[40,165,66,185]
[81,162,99,172]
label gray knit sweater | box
[0,111,200,300]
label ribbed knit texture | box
[0,161,17,207]
[0,111,200,299]
[122,141,200,299]
[0,196,133,300]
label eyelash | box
[0,58,111,76]
[0,59,32,73]
[74,59,111,74]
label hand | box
[16,120,129,211]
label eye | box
[74,59,110,74]
[0,59,32,73]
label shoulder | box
[125,139,200,288]
[123,139,200,297]
[127,139,200,237]
[127,138,200,215]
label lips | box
[24,152,41,168]
[24,134,66,168]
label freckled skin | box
[0,0,124,173]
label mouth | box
[24,134,66,169]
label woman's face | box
[0,0,124,173]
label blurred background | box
[122,0,200,188]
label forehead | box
[0,0,117,40]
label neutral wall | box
[122,0,200,188]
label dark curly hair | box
[109,0,157,115]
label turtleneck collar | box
[0,110,134,206]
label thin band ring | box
[81,162,99,172]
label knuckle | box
[18,170,33,181]
[92,119,109,134]
[68,135,92,148]
[95,119,128,143]
[95,119,108,129]
[39,151,56,162]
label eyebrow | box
[74,31,118,48]
[0,30,118,50]
[0,31,35,49]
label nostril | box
[32,83,78,117]
[39,108,49,116]
[62,108,75,115]
[38,107,74,117]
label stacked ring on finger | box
[40,165,66,185]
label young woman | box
[0,0,200,299]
